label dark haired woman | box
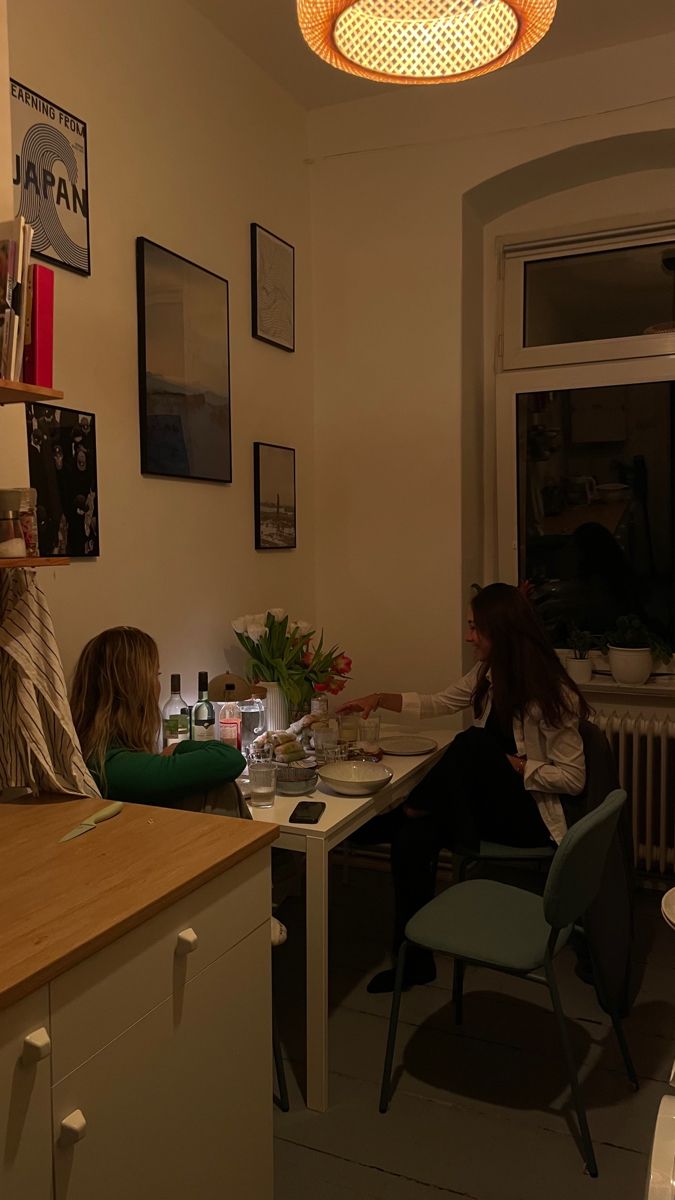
[338,582,589,993]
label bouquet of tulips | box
[232,609,352,710]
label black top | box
[485,705,517,756]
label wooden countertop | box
[541,500,629,538]
[0,793,278,1010]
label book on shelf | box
[22,264,54,388]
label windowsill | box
[579,674,675,701]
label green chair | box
[454,839,555,883]
[379,788,637,1178]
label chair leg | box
[379,942,407,1114]
[609,1010,639,1091]
[452,958,465,1025]
[272,1012,290,1112]
[545,962,598,1178]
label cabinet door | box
[0,988,52,1200]
[53,923,272,1200]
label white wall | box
[309,32,675,703]
[5,0,315,699]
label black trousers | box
[353,726,552,961]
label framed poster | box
[251,223,295,352]
[136,238,232,483]
[10,80,90,276]
[253,442,296,550]
[25,402,99,557]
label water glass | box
[248,761,277,808]
[358,715,381,751]
[338,712,359,744]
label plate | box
[380,735,438,756]
[276,775,319,797]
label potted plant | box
[565,627,596,684]
[600,615,672,686]
[232,609,351,730]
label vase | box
[608,646,653,686]
[263,681,289,732]
[566,657,592,684]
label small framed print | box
[253,442,296,550]
[251,223,295,352]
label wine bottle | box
[162,674,190,747]
[219,682,241,749]
[192,671,216,741]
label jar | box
[0,511,27,558]
[0,489,38,556]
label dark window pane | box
[524,244,675,347]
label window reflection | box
[517,383,675,646]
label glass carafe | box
[237,695,266,758]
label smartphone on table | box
[289,801,326,825]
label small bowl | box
[317,761,393,797]
[276,774,319,797]
[274,762,317,782]
[595,483,630,504]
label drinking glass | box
[338,713,359,744]
[248,761,277,808]
[358,715,381,751]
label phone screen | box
[289,801,326,824]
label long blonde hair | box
[70,627,161,775]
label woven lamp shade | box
[297,0,557,85]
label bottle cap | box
[170,673,181,692]
[198,671,209,692]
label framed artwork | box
[25,402,99,557]
[10,79,90,276]
[251,223,295,352]
[136,237,232,483]
[253,442,296,550]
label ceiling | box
[186,0,675,110]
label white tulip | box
[250,612,267,627]
[247,623,266,642]
[294,620,312,635]
[268,607,287,621]
[231,615,249,634]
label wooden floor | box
[273,862,674,1199]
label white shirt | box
[401,663,585,844]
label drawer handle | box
[22,1027,51,1064]
[176,928,199,956]
[60,1110,87,1146]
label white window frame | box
[495,355,675,583]
[499,218,675,370]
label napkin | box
[0,568,100,797]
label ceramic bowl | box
[317,761,393,797]
[595,483,630,504]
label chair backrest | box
[543,788,627,931]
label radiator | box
[592,710,675,876]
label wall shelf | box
[0,557,70,569]
[0,380,63,405]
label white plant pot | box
[607,645,653,686]
[566,657,592,684]
[263,681,289,732]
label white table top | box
[247,727,454,839]
[661,889,675,932]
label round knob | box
[175,928,199,956]
[22,1027,51,1064]
[59,1110,87,1146]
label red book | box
[22,264,54,387]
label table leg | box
[305,834,329,1111]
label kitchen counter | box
[541,499,629,537]
[0,792,278,1010]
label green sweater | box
[93,740,246,805]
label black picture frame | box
[136,237,232,483]
[10,80,91,277]
[25,401,100,557]
[253,442,296,550]
[251,223,295,352]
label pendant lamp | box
[297,0,557,85]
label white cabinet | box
[0,989,53,1199]
[53,923,272,1200]
[0,848,273,1200]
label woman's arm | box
[339,666,480,721]
[337,693,402,718]
[523,715,586,796]
[103,741,246,804]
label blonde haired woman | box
[70,627,246,806]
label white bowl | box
[595,483,630,504]
[317,761,393,796]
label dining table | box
[247,727,455,1112]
